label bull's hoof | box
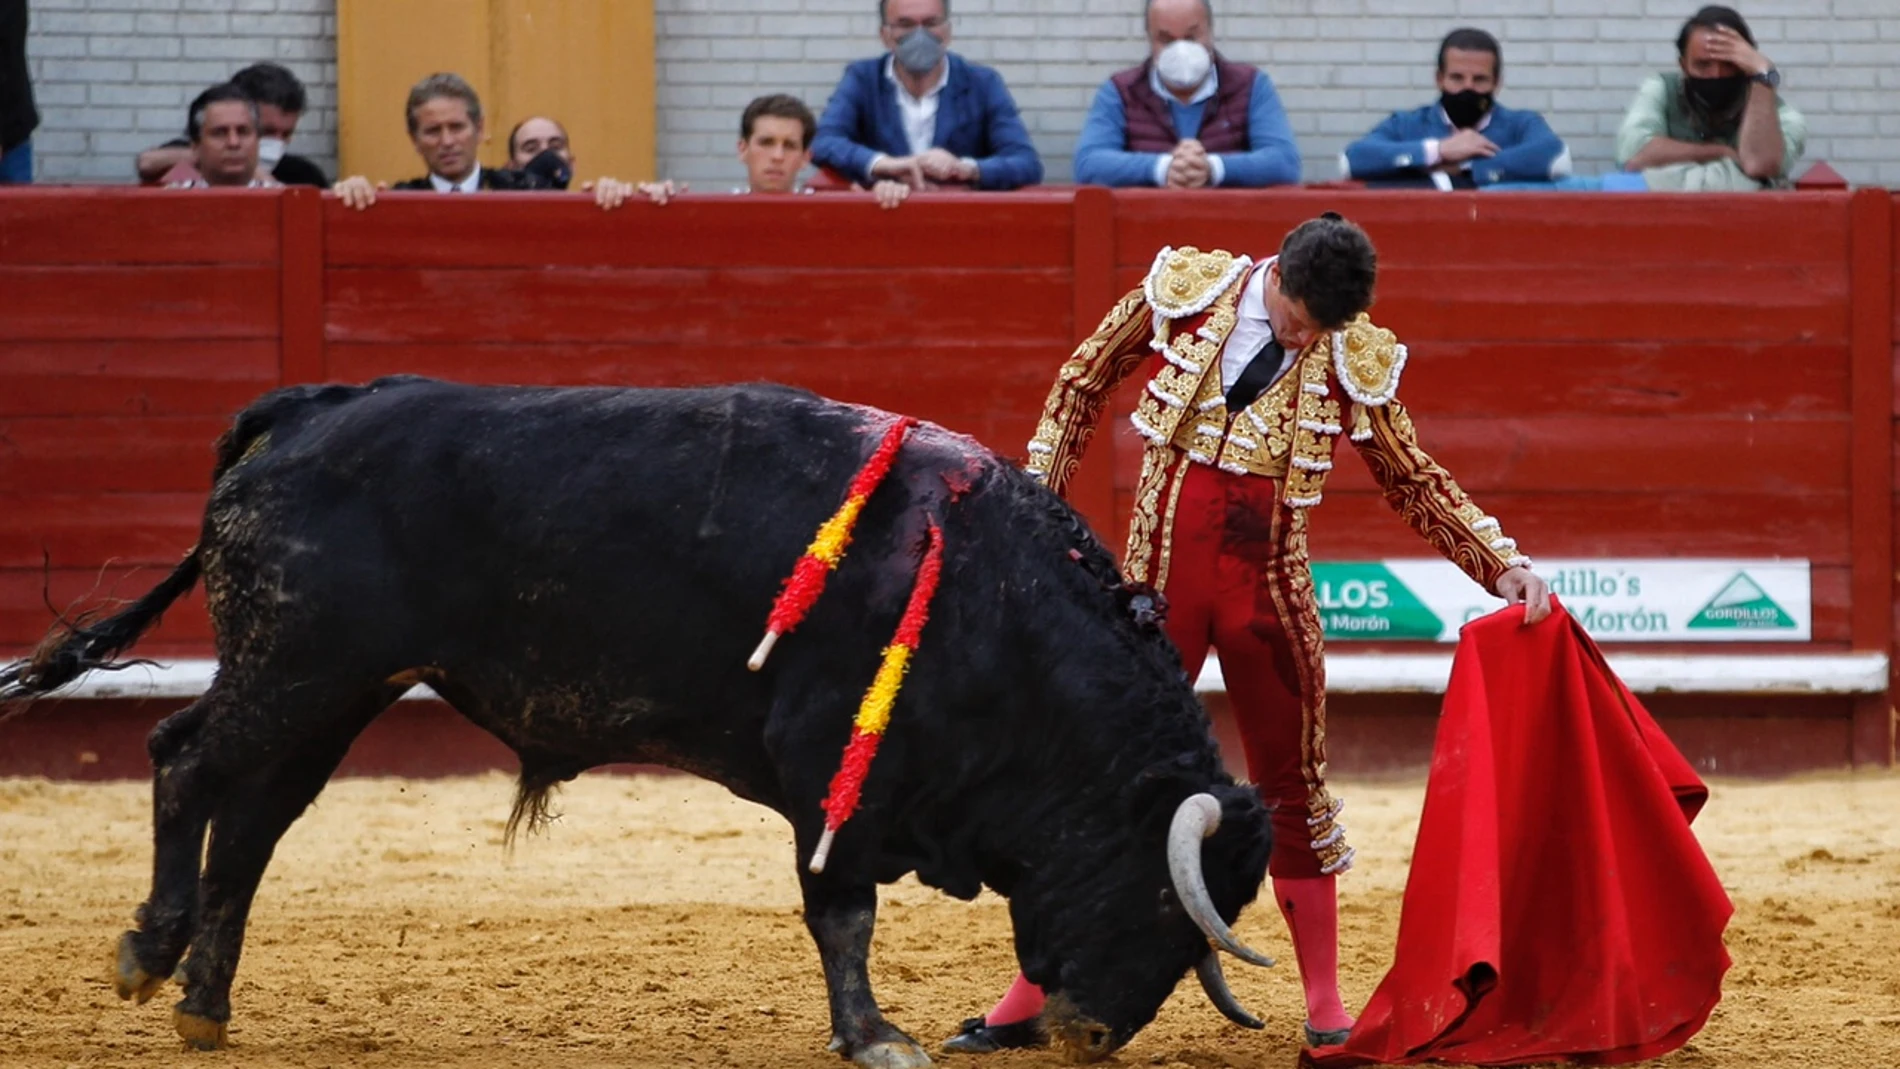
[849,1039,932,1069]
[111,931,167,1005]
[173,1007,229,1050]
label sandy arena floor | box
[2,770,1897,1069]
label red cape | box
[1307,600,1732,1067]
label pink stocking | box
[1274,875,1354,1033]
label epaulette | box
[1332,313,1407,408]
[1143,245,1252,320]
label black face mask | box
[1684,74,1749,115]
[521,148,572,190]
[1440,89,1494,130]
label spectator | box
[167,84,276,189]
[334,74,606,210]
[1341,29,1569,189]
[1073,0,1298,189]
[503,114,638,209]
[1615,5,1803,191]
[138,63,327,188]
[0,0,36,184]
[735,94,815,194]
[639,94,912,210]
[811,0,1042,192]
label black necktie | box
[1225,336,1285,411]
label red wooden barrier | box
[2,186,1895,771]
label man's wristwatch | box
[1751,67,1780,89]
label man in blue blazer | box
[812,0,1043,191]
[1341,28,1570,189]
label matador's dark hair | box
[1276,212,1378,330]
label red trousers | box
[1142,462,1330,879]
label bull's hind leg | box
[112,695,225,1006]
[168,686,400,1048]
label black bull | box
[1,377,1275,1067]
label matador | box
[946,213,1550,1053]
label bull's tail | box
[0,550,203,703]
[0,380,371,706]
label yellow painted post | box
[336,0,655,186]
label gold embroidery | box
[1027,287,1154,495]
[1281,351,1342,507]
[1333,313,1406,406]
[1130,275,1246,449]
[1154,452,1191,591]
[1350,398,1529,593]
[1145,246,1251,319]
[1123,446,1170,585]
[1263,505,1352,874]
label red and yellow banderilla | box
[808,520,944,874]
[747,416,916,671]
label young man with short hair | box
[947,214,1550,1055]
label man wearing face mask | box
[810,0,1043,192]
[1341,28,1569,190]
[138,63,328,188]
[501,115,641,210]
[1073,0,1298,189]
[1615,5,1804,191]
[943,215,1549,1055]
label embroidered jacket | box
[1026,245,1530,593]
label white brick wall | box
[19,0,1900,187]
[650,0,1900,189]
[23,0,336,183]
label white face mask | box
[1156,39,1212,91]
[257,137,287,166]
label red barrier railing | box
[1,186,1894,763]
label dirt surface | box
[3,770,1897,1069]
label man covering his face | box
[1614,5,1805,191]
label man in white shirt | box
[809,0,1042,192]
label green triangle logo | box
[1687,572,1796,629]
[1312,564,1445,640]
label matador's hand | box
[1496,567,1550,624]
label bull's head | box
[1013,784,1274,1061]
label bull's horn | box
[1195,951,1265,1029]
[1167,793,1276,967]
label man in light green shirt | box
[1615,4,1804,191]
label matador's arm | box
[1332,316,1530,594]
[1023,286,1154,498]
[1352,399,1532,595]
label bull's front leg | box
[798,873,931,1069]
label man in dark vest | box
[1073,0,1298,188]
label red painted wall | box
[1,186,1894,767]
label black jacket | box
[391,167,548,192]
[0,0,37,153]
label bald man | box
[1073,0,1299,188]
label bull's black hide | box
[2,377,1271,1066]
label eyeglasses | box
[886,16,947,31]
